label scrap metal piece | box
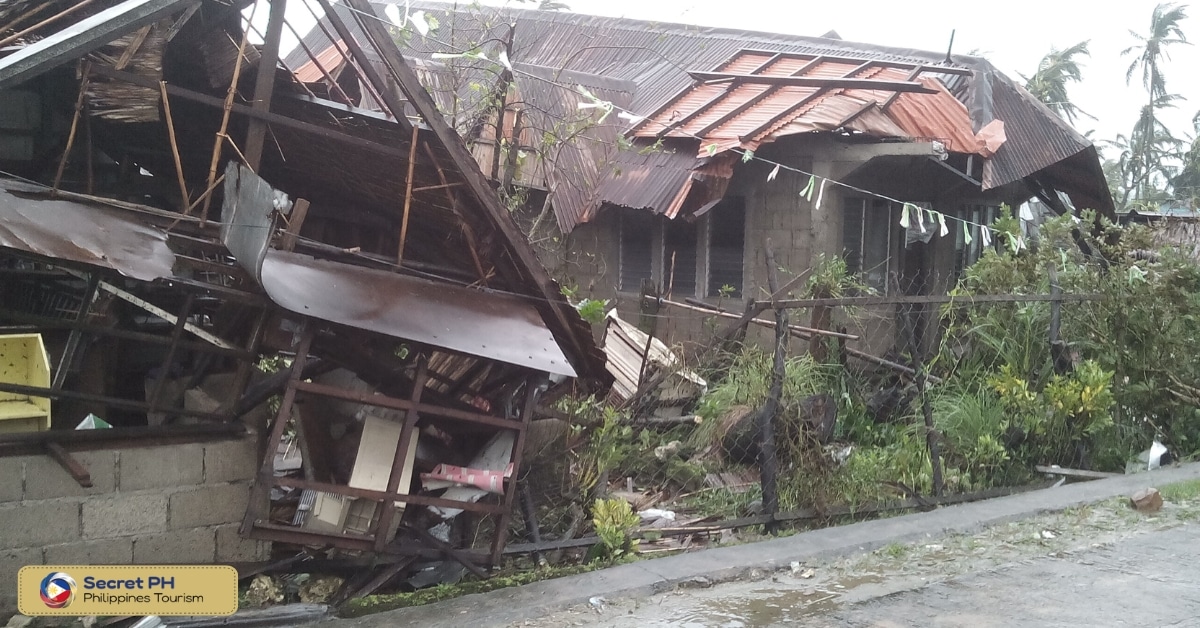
[0,184,175,282]
[220,161,279,282]
[258,251,577,376]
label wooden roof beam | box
[732,48,975,75]
[89,64,414,160]
[881,66,928,111]
[686,55,833,138]
[687,72,938,93]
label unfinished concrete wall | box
[0,435,268,612]
[556,135,1002,361]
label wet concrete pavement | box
[611,524,1200,627]
[330,465,1200,628]
[518,493,1200,627]
[823,524,1200,627]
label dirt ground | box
[515,485,1200,627]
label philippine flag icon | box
[40,572,76,609]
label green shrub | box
[591,498,640,561]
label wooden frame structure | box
[0,0,606,578]
[240,319,543,566]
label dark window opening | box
[842,198,892,294]
[708,198,745,297]
[619,210,654,292]
[663,218,698,297]
[954,204,1000,281]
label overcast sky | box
[269,0,1200,159]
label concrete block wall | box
[0,435,268,612]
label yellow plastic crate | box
[0,333,51,433]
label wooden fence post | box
[759,240,786,534]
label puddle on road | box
[638,574,885,627]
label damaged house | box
[292,3,1114,360]
[0,0,608,608]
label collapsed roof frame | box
[0,0,608,567]
[342,1,1115,227]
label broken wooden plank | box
[200,12,254,224]
[279,198,310,252]
[503,484,1050,554]
[397,126,420,265]
[772,293,1104,309]
[44,442,92,488]
[1035,465,1121,480]
[674,296,858,339]
[159,80,191,212]
[82,276,237,350]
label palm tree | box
[1118,3,1190,210]
[1172,111,1200,206]
[1123,3,1190,100]
[1112,95,1186,209]
[1022,41,1092,125]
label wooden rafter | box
[687,72,937,93]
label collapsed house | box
[292,2,1115,358]
[0,0,608,607]
[1122,202,1200,261]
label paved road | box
[787,525,1200,628]
[524,509,1200,627]
[333,466,1200,628]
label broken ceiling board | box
[348,416,419,509]
[0,0,199,90]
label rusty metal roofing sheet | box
[394,2,1109,215]
[601,309,704,403]
[594,141,702,212]
[260,250,577,377]
[635,51,983,160]
[294,38,350,84]
[0,182,175,281]
[980,75,1097,193]
[511,64,636,232]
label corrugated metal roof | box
[300,1,1113,221]
[293,38,349,84]
[261,250,577,377]
[595,142,701,214]
[601,309,704,403]
[0,181,176,282]
[632,51,982,159]
[509,64,636,232]
[981,75,1090,190]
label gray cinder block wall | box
[0,435,269,612]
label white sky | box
[267,0,1200,160]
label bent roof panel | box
[261,250,577,377]
[0,183,175,282]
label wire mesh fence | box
[507,254,1188,564]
